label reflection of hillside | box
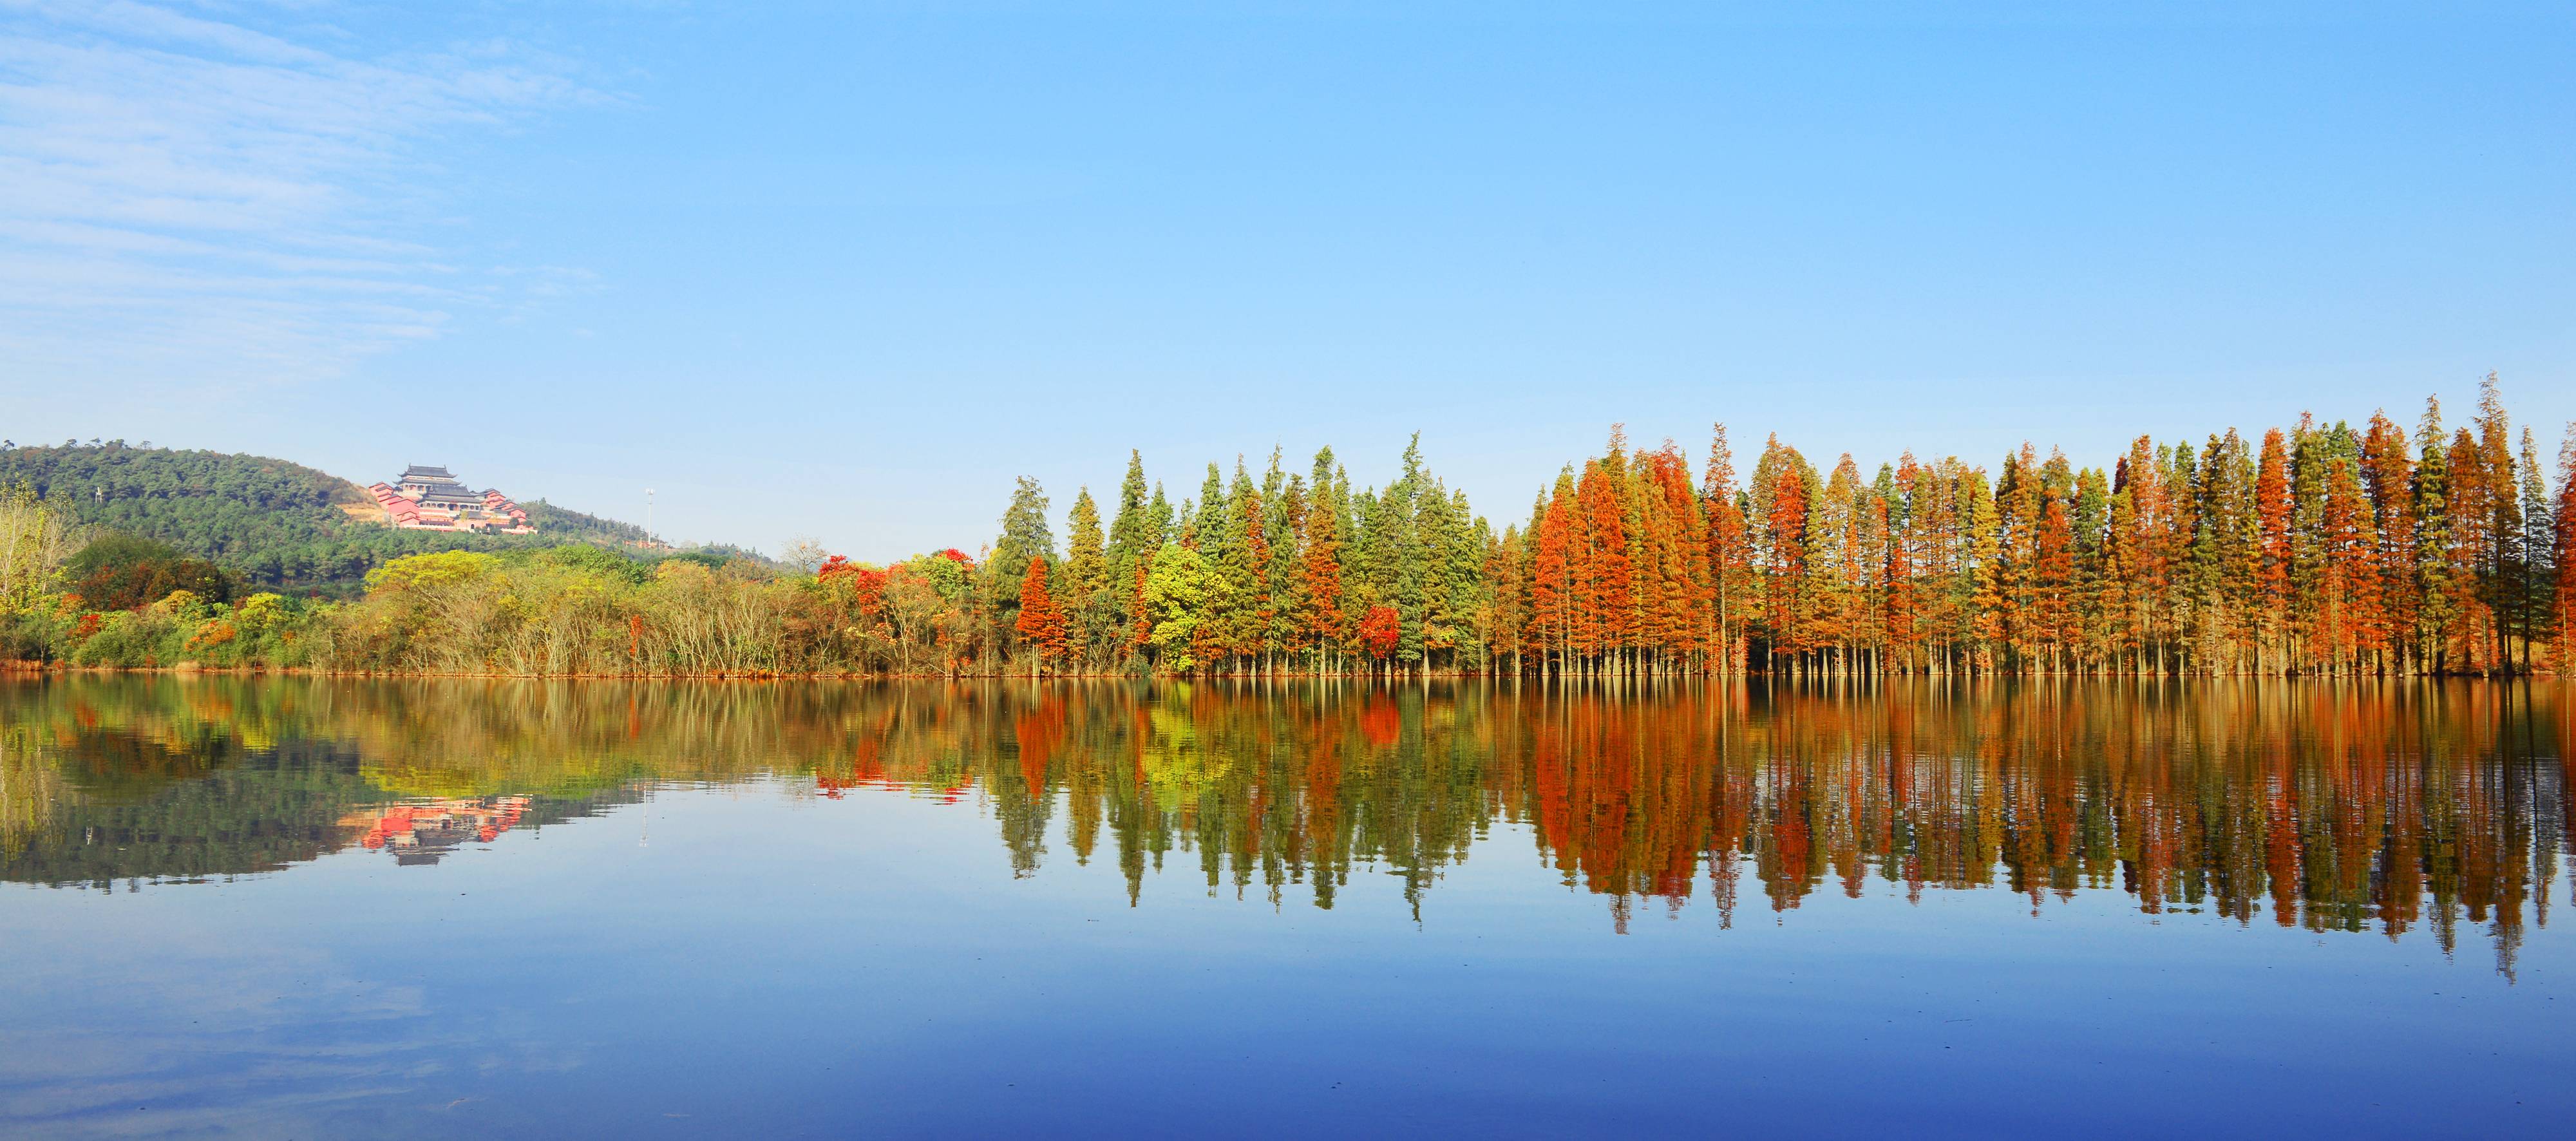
[0,678,656,887]
[1,739,380,887]
[3,678,2567,974]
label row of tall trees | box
[972,435,1493,676]
[987,377,2576,676]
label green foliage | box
[520,500,655,546]
[911,551,971,599]
[1144,543,1214,670]
[663,549,728,570]
[68,533,182,580]
[676,543,778,567]
[1063,487,1111,662]
[538,543,652,586]
[366,551,501,590]
[0,480,85,612]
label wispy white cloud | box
[0,1,605,396]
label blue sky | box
[3,1,2569,561]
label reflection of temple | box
[343,797,533,865]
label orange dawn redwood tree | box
[1014,558,1069,668]
[1299,495,1346,662]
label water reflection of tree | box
[1,677,2565,974]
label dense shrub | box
[69,534,234,610]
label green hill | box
[0,442,690,590]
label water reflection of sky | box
[3,679,2571,1136]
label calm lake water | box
[3,677,2570,1138]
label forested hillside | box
[0,442,674,589]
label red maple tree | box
[1357,605,1401,660]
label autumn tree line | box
[985,376,2576,677]
[3,376,2572,677]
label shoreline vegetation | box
[8,376,2576,679]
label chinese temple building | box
[367,464,535,533]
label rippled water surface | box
[3,677,2571,1138]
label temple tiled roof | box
[415,485,484,506]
